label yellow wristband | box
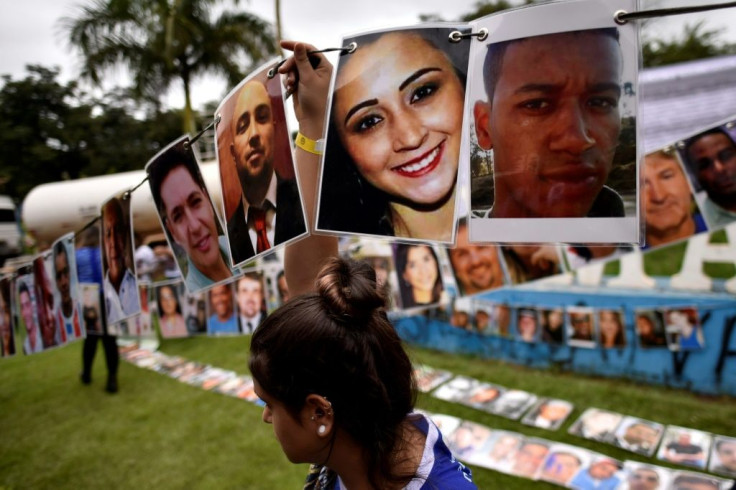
[295,132,324,155]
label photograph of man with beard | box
[447,220,506,296]
[680,125,736,228]
[216,63,307,266]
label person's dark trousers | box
[81,334,119,393]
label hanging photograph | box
[0,275,16,356]
[233,271,268,334]
[316,24,471,243]
[539,307,565,345]
[51,233,84,343]
[471,301,494,335]
[33,252,61,350]
[642,148,709,250]
[80,283,103,336]
[447,219,507,296]
[392,243,447,310]
[635,308,668,348]
[596,308,627,349]
[154,280,189,339]
[676,120,736,230]
[663,306,704,351]
[181,288,207,335]
[515,307,540,343]
[567,306,596,348]
[214,59,308,267]
[206,279,240,335]
[500,246,564,285]
[16,268,42,354]
[100,193,141,325]
[467,0,640,243]
[146,135,236,293]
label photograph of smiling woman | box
[146,136,235,294]
[316,25,471,243]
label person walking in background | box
[77,225,119,393]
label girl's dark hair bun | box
[316,257,386,323]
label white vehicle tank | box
[22,161,224,245]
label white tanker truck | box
[22,160,224,246]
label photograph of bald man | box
[217,66,306,266]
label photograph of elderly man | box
[642,150,707,249]
[100,195,140,324]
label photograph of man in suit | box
[224,74,306,265]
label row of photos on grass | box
[432,408,736,490]
[416,366,736,479]
[119,344,736,489]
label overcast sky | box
[2,0,735,111]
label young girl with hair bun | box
[248,40,476,490]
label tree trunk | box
[275,0,283,53]
[182,70,195,135]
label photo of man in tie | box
[217,64,307,266]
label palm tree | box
[64,0,279,133]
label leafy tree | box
[0,65,183,201]
[642,21,736,67]
[63,0,278,132]
[458,0,524,22]
[0,66,82,199]
[420,0,531,22]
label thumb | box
[292,43,313,77]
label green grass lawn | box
[1,336,734,489]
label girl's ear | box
[304,394,334,438]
